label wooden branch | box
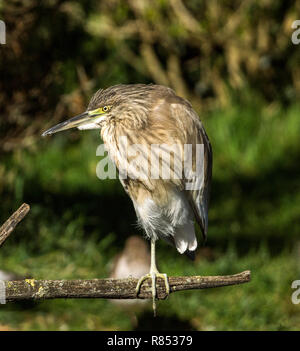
[0,204,251,304]
[4,271,250,302]
[0,203,30,247]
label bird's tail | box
[173,221,197,258]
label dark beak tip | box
[41,111,89,138]
[42,128,56,137]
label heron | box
[42,84,212,315]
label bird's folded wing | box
[170,102,213,241]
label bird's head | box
[42,91,115,137]
[42,84,155,137]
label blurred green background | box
[0,0,300,331]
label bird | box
[0,269,25,281]
[110,236,151,283]
[109,236,151,316]
[109,236,151,326]
[42,84,212,315]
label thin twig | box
[4,270,251,302]
[0,203,30,247]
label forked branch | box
[0,203,30,247]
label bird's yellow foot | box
[135,270,170,316]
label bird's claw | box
[135,271,170,316]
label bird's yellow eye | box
[88,105,111,117]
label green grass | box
[0,103,300,330]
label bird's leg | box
[135,239,170,316]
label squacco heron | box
[42,84,212,315]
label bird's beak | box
[42,111,102,136]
